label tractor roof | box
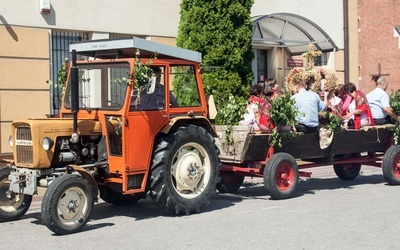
[69,37,202,63]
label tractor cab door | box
[123,66,170,194]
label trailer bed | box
[215,125,395,164]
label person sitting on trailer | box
[263,78,280,100]
[239,84,270,131]
[366,77,400,125]
[343,82,375,129]
[291,77,327,133]
[321,85,343,115]
[336,83,352,117]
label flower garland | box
[285,44,339,98]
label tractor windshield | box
[64,62,130,110]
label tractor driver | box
[131,67,179,110]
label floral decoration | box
[302,43,322,70]
[285,44,339,99]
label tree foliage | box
[46,57,69,97]
[176,0,254,125]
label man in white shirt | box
[366,77,399,125]
[292,77,327,133]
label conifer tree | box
[176,0,254,124]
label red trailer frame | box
[216,124,400,199]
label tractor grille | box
[15,126,33,164]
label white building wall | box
[1,0,343,44]
[0,0,181,37]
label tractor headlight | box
[41,137,54,151]
[8,135,13,148]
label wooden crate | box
[214,125,250,163]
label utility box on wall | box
[40,0,50,14]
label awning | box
[252,13,338,55]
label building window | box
[50,31,88,114]
[253,49,268,85]
[109,34,146,39]
[314,52,328,66]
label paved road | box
[1,165,399,250]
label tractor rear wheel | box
[0,167,32,221]
[264,153,298,200]
[382,145,400,185]
[41,174,93,235]
[149,125,220,215]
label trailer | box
[214,124,400,199]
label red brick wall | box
[358,0,400,94]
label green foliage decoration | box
[46,57,69,97]
[133,49,156,90]
[390,90,400,116]
[217,94,246,126]
[268,90,299,128]
[215,94,246,149]
[176,0,254,125]
[319,111,344,134]
[389,89,400,144]
[222,124,235,149]
[394,125,400,145]
[268,90,301,147]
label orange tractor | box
[1,37,221,234]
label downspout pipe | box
[343,0,349,84]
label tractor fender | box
[160,116,218,137]
[67,165,99,201]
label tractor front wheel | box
[41,174,94,235]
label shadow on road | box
[16,173,386,234]
[216,173,386,200]
[22,192,238,233]
[297,173,385,197]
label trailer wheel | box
[216,173,244,193]
[149,125,220,215]
[333,163,361,180]
[41,174,93,235]
[382,145,400,185]
[0,167,32,221]
[264,153,298,200]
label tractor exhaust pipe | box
[70,50,79,143]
